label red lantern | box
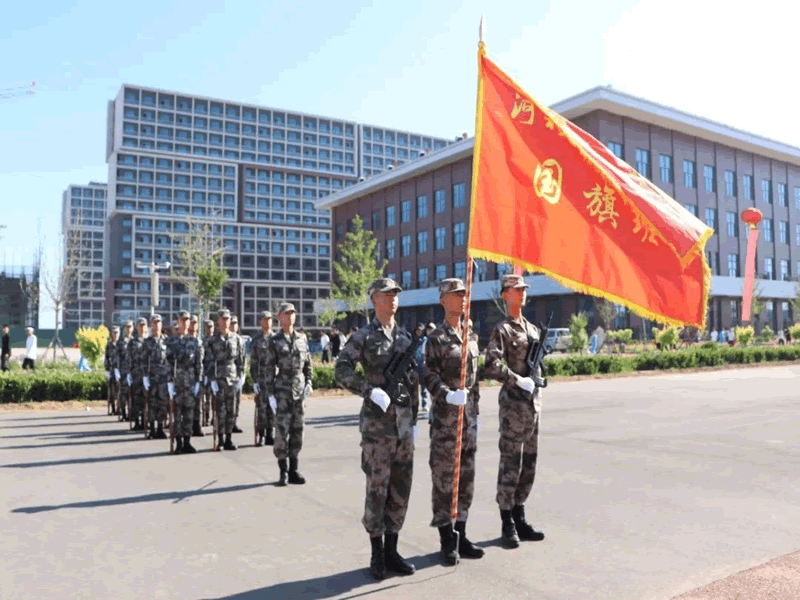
[741,207,763,229]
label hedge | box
[2,346,800,403]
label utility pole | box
[135,261,171,317]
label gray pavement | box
[2,366,800,599]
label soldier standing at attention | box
[485,274,546,548]
[129,318,148,431]
[265,303,311,485]
[169,312,203,454]
[206,309,245,451]
[424,278,485,565]
[188,315,205,437]
[117,320,134,422]
[104,326,121,416]
[201,319,215,428]
[230,315,245,434]
[140,314,173,440]
[334,277,418,581]
[250,311,275,447]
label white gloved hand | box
[303,383,312,398]
[445,389,468,406]
[269,395,277,414]
[236,376,245,391]
[369,388,391,412]
[114,368,121,381]
[210,380,219,395]
[413,425,419,443]
[167,382,175,399]
[193,382,200,396]
[253,383,260,395]
[126,374,132,386]
[516,377,535,394]
[204,376,209,386]
[142,376,151,391]
[106,371,111,380]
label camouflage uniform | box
[201,322,215,426]
[231,316,244,431]
[170,330,203,438]
[264,326,311,461]
[139,322,172,430]
[424,321,480,527]
[117,324,133,419]
[104,335,120,413]
[206,326,245,436]
[128,322,147,426]
[250,319,275,441]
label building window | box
[743,175,754,200]
[763,218,773,242]
[417,267,429,289]
[703,165,716,193]
[764,257,774,280]
[416,195,428,219]
[452,182,466,208]
[706,251,719,275]
[435,226,446,251]
[780,221,789,244]
[726,212,738,237]
[705,208,717,230]
[635,148,650,178]
[727,254,740,277]
[435,264,447,282]
[417,230,428,253]
[684,203,697,217]
[453,222,466,246]
[434,189,446,213]
[781,259,790,281]
[386,205,396,227]
[797,224,800,245]
[796,187,800,210]
[659,154,673,184]
[762,179,772,204]
[607,141,623,158]
[401,200,411,222]
[454,261,466,279]
[387,272,396,282]
[336,222,343,241]
[401,234,411,257]
[724,170,736,196]
[778,182,787,207]
[386,238,396,259]
[371,210,382,231]
[683,160,696,188]
[401,270,412,289]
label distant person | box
[1,325,10,371]
[23,327,37,371]
[320,331,330,363]
[330,327,341,359]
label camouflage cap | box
[124,320,134,327]
[278,302,296,315]
[111,326,120,333]
[151,314,162,323]
[230,315,239,324]
[136,317,148,326]
[190,314,199,323]
[438,277,466,297]
[178,310,190,320]
[217,309,231,319]
[204,319,214,328]
[367,277,402,297]
[259,310,272,320]
[501,274,530,291]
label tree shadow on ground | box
[11,482,267,514]
[209,552,450,600]
[0,437,142,451]
[2,450,168,469]
[0,414,100,421]
[0,429,132,440]
[304,415,360,429]
[0,419,115,429]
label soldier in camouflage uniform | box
[188,315,205,437]
[117,320,134,422]
[485,274,546,548]
[206,309,245,451]
[140,314,173,440]
[263,303,311,484]
[250,310,274,447]
[201,319,215,429]
[104,326,121,416]
[424,278,485,565]
[129,318,148,431]
[334,277,419,581]
[168,312,203,454]
[230,315,245,434]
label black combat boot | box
[183,435,196,454]
[264,429,275,446]
[288,457,306,484]
[133,417,143,431]
[192,421,204,437]
[175,436,184,454]
[512,505,545,541]
[454,521,484,559]
[500,509,520,548]
[148,422,156,439]
[437,525,459,566]
[369,536,386,580]
[232,422,243,433]
[155,422,167,440]
[384,533,415,575]
[223,433,237,450]
[216,433,224,451]
[277,459,288,486]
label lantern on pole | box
[740,207,763,323]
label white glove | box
[143,376,151,391]
[204,376,209,385]
[269,395,277,413]
[193,382,200,396]
[516,377,535,394]
[303,383,312,398]
[127,374,132,386]
[106,371,111,380]
[114,368,121,381]
[369,388,391,412]
[167,382,175,399]
[445,389,467,406]
[210,380,219,395]
[236,377,244,391]
[253,383,260,395]
[413,425,419,443]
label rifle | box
[383,328,425,409]
[169,386,176,454]
[253,391,260,446]
[144,355,151,439]
[523,312,553,400]
[107,374,113,416]
[127,379,134,430]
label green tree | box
[595,298,618,330]
[327,215,387,325]
[568,312,589,354]
[174,219,228,323]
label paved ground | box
[2,365,800,600]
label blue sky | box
[2,0,797,327]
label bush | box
[735,325,754,346]
[568,312,589,354]
[654,325,679,351]
[789,323,800,342]
[75,325,109,370]
[759,325,775,342]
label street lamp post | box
[134,261,171,317]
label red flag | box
[468,48,713,328]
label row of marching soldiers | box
[102,304,308,483]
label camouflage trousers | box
[496,399,540,510]
[148,382,170,425]
[131,381,145,421]
[273,393,304,460]
[360,434,414,537]
[234,386,242,423]
[108,379,120,408]
[174,387,195,437]
[119,379,130,416]
[214,382,236,435]
[429,420,477,527]
[193,389,202,424]
[255,379,275,432]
